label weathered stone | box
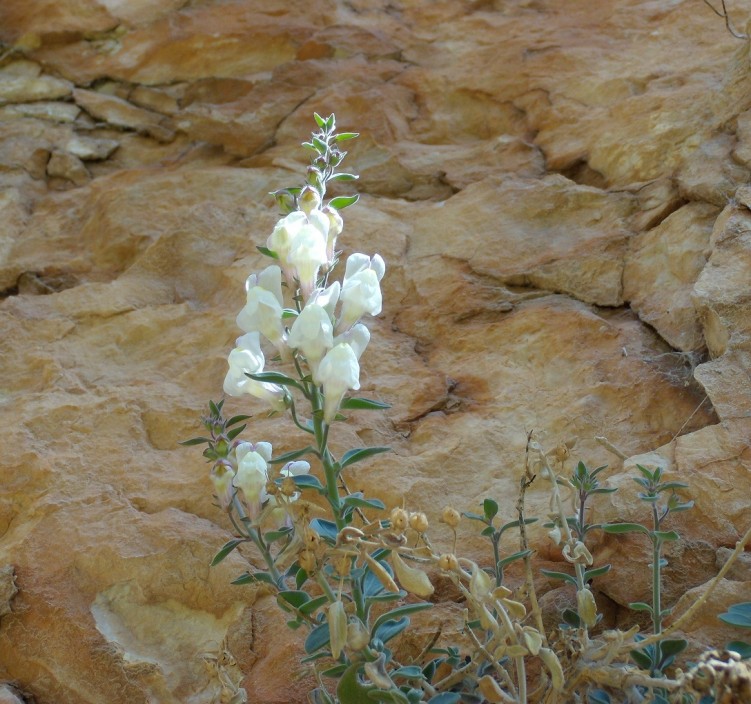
[128,85,179,115]
[46,150,90,186]
[624,202,718,352]
[0,566,16,619]
[64,135,119,160]
[0,684,24,704]
[0,101,81,123]
[0,74,72,105]
[73,88,175,142]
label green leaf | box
[211,539,246,566]
[659,638,688,659]
[313,112,327,128]
[719,602,751,628]
[208,400,220,416]
[339,397,391,410]
[305,622,331,654]
[497,517,538,537]
[483,498,499,521]
[602,522,650,535]
[367,691,409,704]
[628,602,654,613]
[179,437,210,446]
[498,549,533,568]
[562,609,581,628]
[245,371,302,390]
[325,114,335,131]
[264,527,293,543]
[227,424,246,440]
[589,689,611,704]
[227,414,251,426]
[290,475,325,492]
[462,511,486,522]
[342,493,386,511]
[299,595,329,615]
[653,530,680,542]
[583,564,612,581]
[340,446,391,470]
[328,194,360,210]
[312,135,328,153]
[277,590,311,610]
[295,567,309,589]
[270,446,317,464]
[335,132,359,141]
[372,603,432,635]
[231,571,275,586]
[630,648,654,671]
[321,664,348,678]
[310,518,339,543]
[328,172,359,182]
[540,569,578,587]
[337,663,374,704]
[257,245,279,259]
[391,666,424,680]
[480,526,495,537]
[727,640,751,659]
[374,616,409,643]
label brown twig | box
[702,0,749,40]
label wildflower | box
[337,253,385,331]
[409,511,429,533]
[236,265,286,351]
[223,332,287,412]
[288,213,329,299]
[233,442,273,517]
[317,342,360,423]
[440,506,461,528]
[322,205,343,263]
[210,461,235,511]
[288,303,334,379]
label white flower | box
[333,323,370,360]
[322,205,343,263]
[223,332,287,412]
[309,281,340,319]
[317,342,360,423]
[280,460,311,478]
[233,441,273,517]
[337,253,385,332]
[210,461,235,511]
[289,220,329,299]
[236,265,286,350]
[267,211,307,275]
[289,303,334,379]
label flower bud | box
[328,600,347,658]
[299,185,322,214]
[346,618,370,651]
[390,508,409,533]
[438,553,458,571]
[322,205,343,263]
[210,462,235,511]
[409,511,429,533]
[440,506,461,528]
[391,551,434,598]
[577,587,598,628]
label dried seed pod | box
[440,506,461,528]
[328,600,347,658]
[438,553,458,571]
[390,508,409,533]
[409,511,429,533]
[391,551,434,598]
[362,551,399,592]
[470,562,492,602]
[577,587,598,628]
[298,549,317,573]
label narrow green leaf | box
[324,114,335,131]
[628,602,654,612]
[211,539,246,566]
[328,172,359,182]
[179,437,210,446]
[270,446,317,464]
[321,664,348,678]
[372,603,432,635]
[231,571,275,586]
[341,446,391,469]
[498,517,538,536]
[630,648,654,671]
[227,424,246,440]
[602,522,650,535]
[245,371,302,390]
[391,666,424,680]
[342,494,386,511]
[480,526,495,537]
[540,569,578,586]
[209,400,220,416]
[335,132,359,141]
[374,616,410,644]
[562,609,581,628]
[583,564,612,581]
[299,595,329,615]
[498,549,533,568]
[264,527,293,543]
[462,511,486,522]
[313,112,327,128]
[310,518,339,543]
[227,414,251,426]
[288,474,325,492]
[653,530,680,542]
[257,245,279,259]
[659,639,688,658]
[277,590,311,610]
[339,397,391,410]
[328,194,360,210]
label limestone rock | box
[0,566,17,619]
[0,74,72,105]
[624,202,718,352]
[0,101,81,123]
[73,89,175,142]
[64,135,119,161]
[46,150,90,186]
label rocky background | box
[1,0,751,702]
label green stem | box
[231,496,283,585]
[492,533,502,588]
[311,389,343,529]
[651,503,663,674]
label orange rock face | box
[1,1,750,702]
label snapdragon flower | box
[210,461,235,511]
[236,265,286,353]
[337,253,385,332]
[321,205,343,263]
[288,303,334,380]
[317,342,361,423]
[223,332,287,412]
[288,215,329,300]
[233,441,273,518]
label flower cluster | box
[223,185,385,423]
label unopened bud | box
[438,553,458,571]
[577,587,598,628]
[390,507,409,533]
[441,506,461,528]
[409,511,429,533]
[299,185,322,214]
[346,618,370,651]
